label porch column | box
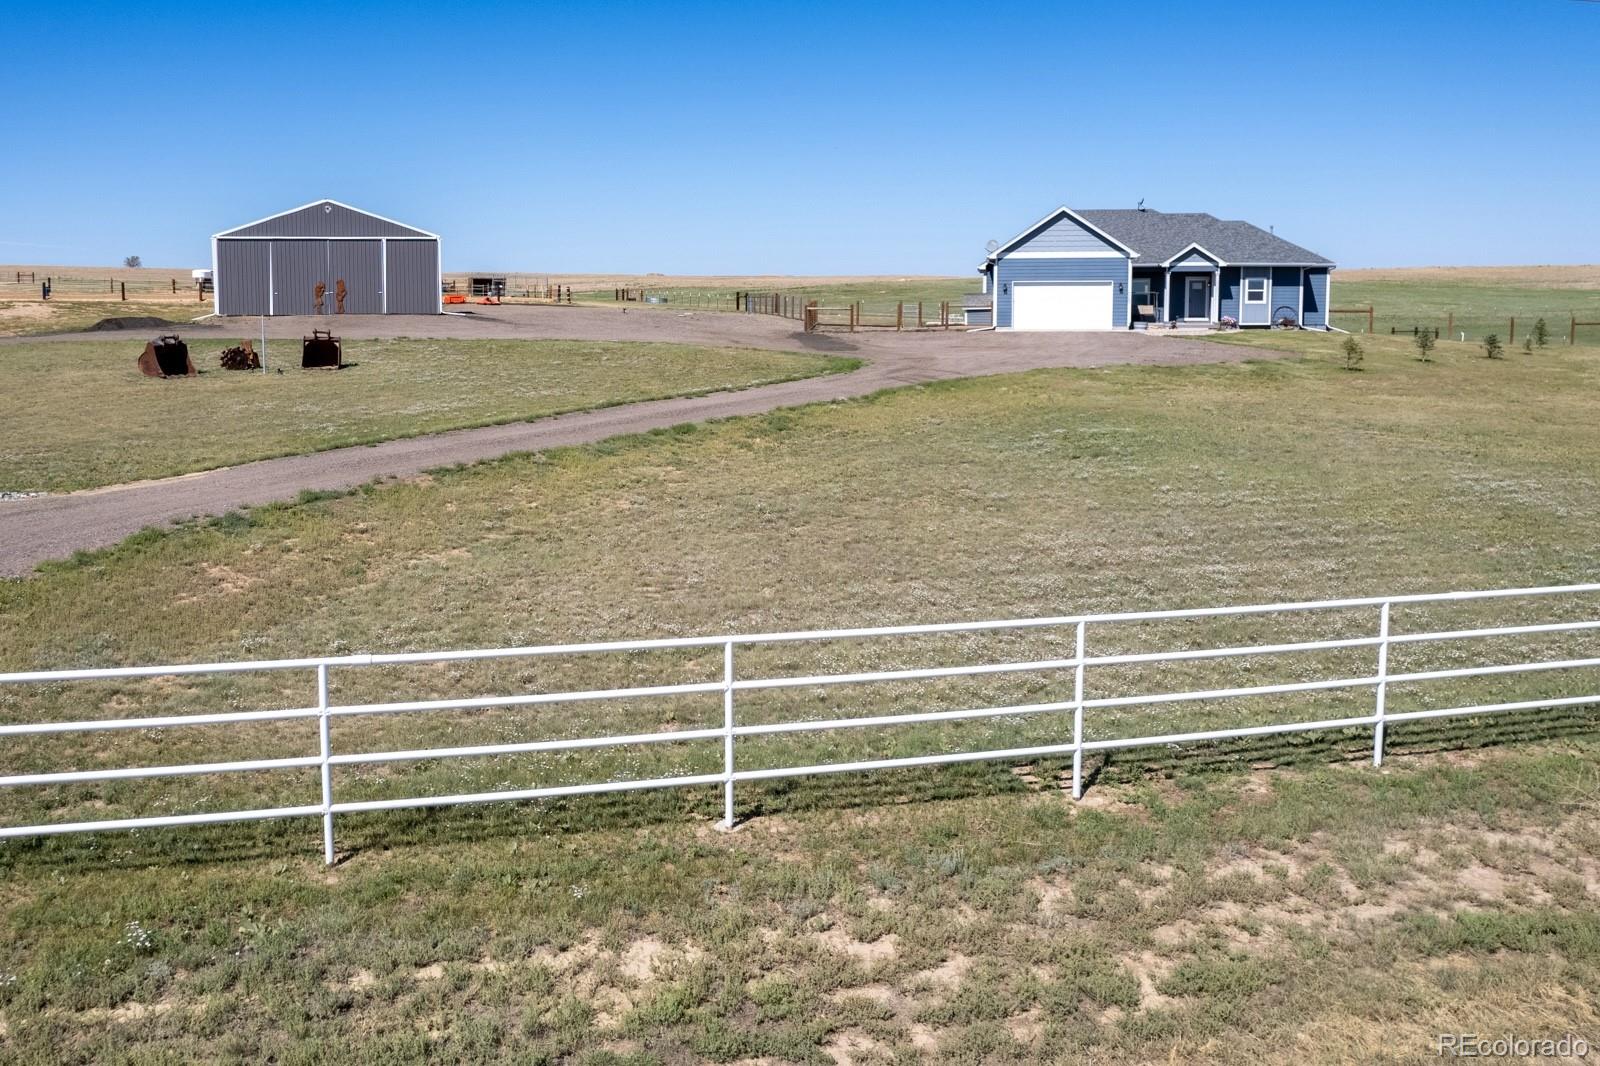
[1211,270,1220,322]
[1164,272,1173,324]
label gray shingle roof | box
[1075,209,1333,267]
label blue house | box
[974,206,1334,331]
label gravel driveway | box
[0,307,1240,576]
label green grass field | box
[573,279,973,315]
[3,326,1600,1061]
[1329,273,1600,341]
[0,339,853,492]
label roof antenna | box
[1137,198,1145,212]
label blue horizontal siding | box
[995,257,1128,328]
[1219,268,1241,322]
[1272,268,1301,324]
[965,308,992,326]
[1008,213,1123,255]
[1302,269,1328,328]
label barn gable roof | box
[214,199,438,240]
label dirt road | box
[0,306,1243,576]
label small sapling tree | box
[1341,335,1364,371]
[1534,318,1550,347]
[1414,329,1436,362]
[1523,336,1534,355]
[1481,333,1504,360]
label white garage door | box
[1012,282,1114,331]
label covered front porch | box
[1132,267,1222,326]
[1131,245,1226,327]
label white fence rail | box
[3,583,1599,864]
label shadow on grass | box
[4,705,1595,875]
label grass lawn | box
[0,339,855,492]
[3,333,1600,1060]
[1329,272,1600,342]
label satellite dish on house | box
[985,239,999,253]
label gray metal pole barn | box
[211,200,442,316]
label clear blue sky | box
[2,1,1596,274]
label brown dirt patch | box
[813,927,901,964]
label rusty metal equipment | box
[219,340,261,371]
[302,330,343,369]
[137,335,196,378]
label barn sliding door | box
[327,240,383,314]
[384,240,438,314]
[268,240,327,316]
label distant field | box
[547,275,974,314]
[1,264,976,335]
[0,339,853,492]
[4,329,1600,1060]
[1328,265,1600,341]
[0,300,208,337]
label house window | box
[1244,278,1268,303]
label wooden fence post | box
[120,282,126,301]
[917,301,924,329]
[1446,311,1453,338]
[1573,314,1578,346]
[1509,317,1515,344]
[896,302,903,331]
[1367,306,1374,334]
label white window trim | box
[1244,277,1269,304]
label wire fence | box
[2,582,1597,865]
[1331,306,1600,345]
[0,271,204,302]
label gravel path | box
[0,307,1241,576]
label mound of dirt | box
[86,315,182,332]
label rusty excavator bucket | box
[137,335,197,378]
[302,330,343,369]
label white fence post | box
[318,663,335,864]
[1072,621,1087,799]
[4,583,1600,856]
[1373,602,1391,767]
[722,641,736,829]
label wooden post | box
[1573,314,1577,346]
[917,301,924,329]
[1509,316,1515,344]
[1366,306,1373,334]
[120,282,126,301]
[1446,311,1452,338]
[171,278,177,294]
[896,301,903,331]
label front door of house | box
[1185,276,1210,321]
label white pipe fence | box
[2,582,1599,864]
